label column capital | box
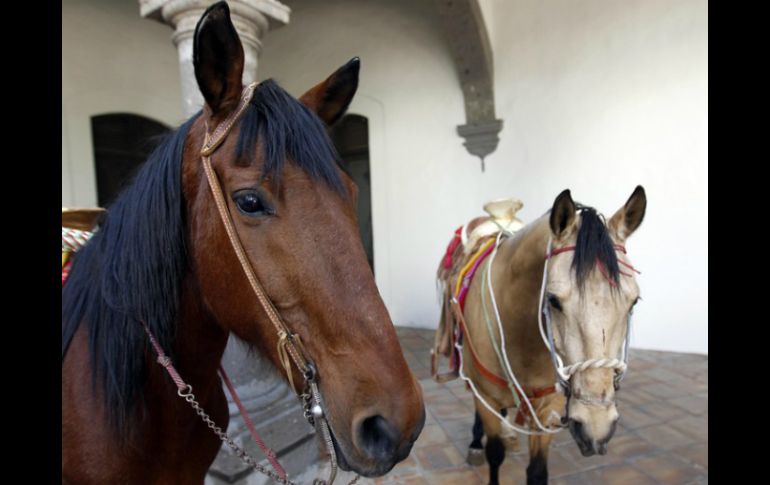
[140,0,289,51]
[139,0,291,116]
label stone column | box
[140,0,290,117]
[139,2,321,483]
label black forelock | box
[235,79,345,194]
[572,207,620,291]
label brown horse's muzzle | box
[322,365,425,477]
[331,405,425,476]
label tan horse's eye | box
[547,294,563,312]
[630,297,641,314]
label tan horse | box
[449,187,646,485]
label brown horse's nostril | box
[359,415,399,460]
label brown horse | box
[62,3,424,483]
[441,187,646,485]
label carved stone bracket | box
[435,0,503,170]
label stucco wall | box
[260,0,708,353]
[62,0,183,207]
[61,0,707,353]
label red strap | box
[61,260,73,286]
[514,385,558,425]
[451,301,559,429]
[220,366,287,479]
[547,244,639,283]
[452,301,559,403]
[546,244,627,259]
[546,245,576,259]
[142,323,287,480]
[442,227,464,270]
[452,301,509,388]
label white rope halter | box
[538,236,632,392]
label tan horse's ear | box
[550,189,578,240]
[608,186,647,242]
[193,1,245,115]
[300,57,360,126]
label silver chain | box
[178,383,360,485]
[179,386,298,485]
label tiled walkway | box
[356,327,708,485]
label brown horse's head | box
[546,187,646,456]
[181,2,424,476]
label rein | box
[148,83,349,485]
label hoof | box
[502,434,521,454]
[467,447,485,466]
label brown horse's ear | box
[609,186,647,242]
[193,1,244,115]
[299,57,360,126]
[550,189,577,240]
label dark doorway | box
[330,114,374,273]
[91,113,170,207]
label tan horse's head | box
[545,187,646,456]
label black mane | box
[62,79,348,436]
[572,207,620,290]
[62,115,197,434]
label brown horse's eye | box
[233,190,272,217]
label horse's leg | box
[526,397,563,485]
[466,410,485,465]
[474,398,506,485]
[499,407,521,454]
[526,433,552,485]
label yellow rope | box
[454,238,496,298]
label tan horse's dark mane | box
[570,206,621,291]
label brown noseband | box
[200,82,313,392]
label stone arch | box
[90,113,171,207]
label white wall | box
[61,0,707,354]
[62,0,183,207]
[259,0,472,328]
[481,0,708,354]
[262,0,708,354]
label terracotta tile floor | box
[345,327,708,485]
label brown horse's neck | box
[165,273,230,391]
[134,273,231,476]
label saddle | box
[62,207,106,231]
[62,207,105,283]
[432,198,524,382]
